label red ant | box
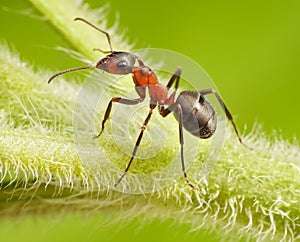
[48,17,251,189]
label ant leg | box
[136,57,145,66]
[94,97,144,139]
[159,102,177,117]
[160,104,195,188]
[114,106,156,187]
[166,67,182,90]
[176,104,195,188]
[199,89,253,150]
[161,104,195,187]
[165,67,182,104]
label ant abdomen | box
[174,91,217,139]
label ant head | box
[47,18,141,84]
[96,52,137,75]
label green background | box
[1,0,299,241]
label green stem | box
[28,0,127,61]
[0,0,299,241]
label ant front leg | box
[114,104,156,187]
[160,104,195,189]
[199,89,253,150]
[95,96,144,139]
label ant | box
[48,17,252,189]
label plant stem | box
[0,0,299,241]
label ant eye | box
[117,60,128,69]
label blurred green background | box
[0,0,299,241]
[2,0,300,141]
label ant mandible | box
[48,17,251,189]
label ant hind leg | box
[176,104,195,189]
[199,89,253,150]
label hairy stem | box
[0,0,299,241]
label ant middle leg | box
[94,96,144,139]
[114,104,156,187]
[199,89,253,150]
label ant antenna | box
[92,48,112,54]
[47,65,92,84]
[74,17,113,53]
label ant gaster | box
[48,17,252,189]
